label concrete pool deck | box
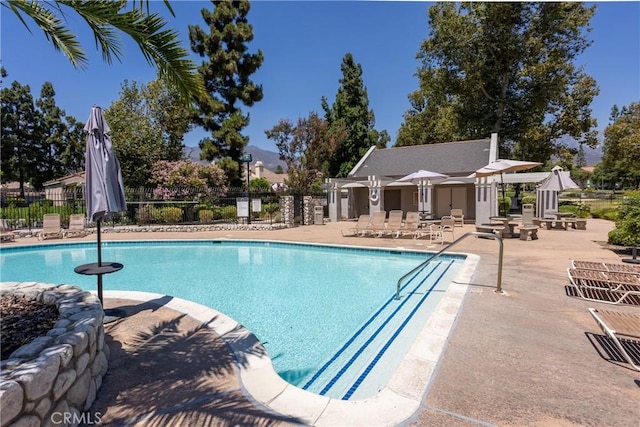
[5,219,640,425]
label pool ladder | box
[396,232,504,300]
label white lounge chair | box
[63,214,88,238]
[588,308,640,371]
[567,268,640,305]
[341,214,372,237]
[0,220,15,242]
[38,214,63,241]
[365,211,388,237]
[379,210,404,238]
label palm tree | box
[4,0,204,100]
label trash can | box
[314,205,324,225]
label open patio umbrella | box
[474,159,541,216]
[398,170,449,215]
[74,106,127,308]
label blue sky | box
[2,1,639,152]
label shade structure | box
[80,106,127,308]
[474,159,542,178]
[474,159,541,216]
[398,170,449,214]
[538,166,580,191]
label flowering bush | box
[151,160,227,199]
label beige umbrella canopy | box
[474,159,541,216]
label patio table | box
[489,217,520,238]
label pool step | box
[300,259,455,399]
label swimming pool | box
[0,240,466,401]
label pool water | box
[0,240,464,399]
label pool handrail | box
[396,231,504,299]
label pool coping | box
[92,242,480,426]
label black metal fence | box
[0,187,286,230]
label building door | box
[383,189,401,211]
[436,186,467,219]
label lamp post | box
[242,153,252,224]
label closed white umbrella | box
[538,166,580,191]
[76,106,127,310]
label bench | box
[573,218,587,230]
[518,225,540,241]
[476,224,505,238]
[537,218,565,230]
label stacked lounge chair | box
[567,267,640,305]
[588,308,640,371]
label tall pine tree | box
[322,53,387,178]
[189,0,263,185]
[1,81,39,196]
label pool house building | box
[325,133,561,225]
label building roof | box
[348,138,492,179]
[43,172,85,187]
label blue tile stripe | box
[341,260,455,400]
[302,260,444,391]
[0,240,465,262]
[318,261,451,396]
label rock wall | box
[0,282,108,427]
[280,196,295,227]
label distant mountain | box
[555,135,603,166]
[583,146,602,166]
[183,145,286,171]
[245,145,287,171]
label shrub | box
[158,207,183,224]
[608,191,640,246]
[591,207,618,221]
[213,205,237,221]
[498,196,511,215]
[136,205,158,224]
[198,209,214,224]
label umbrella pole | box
[96,219,103,305]
[500,173,506,216]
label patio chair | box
[0,220,15,242]
[63,214,88,239]
[440,216,456,242]
[567,268,640,305]
[341,214,372,237]
[427,223,444,245]
[588,307,640,371]
[38,214,63,241]
[450,209,464,227]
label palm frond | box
[4,0,88,69]
[101,6,205,101]
[59,0,125,64]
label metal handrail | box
[396,231,504,300]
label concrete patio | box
[6,218,639,426]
